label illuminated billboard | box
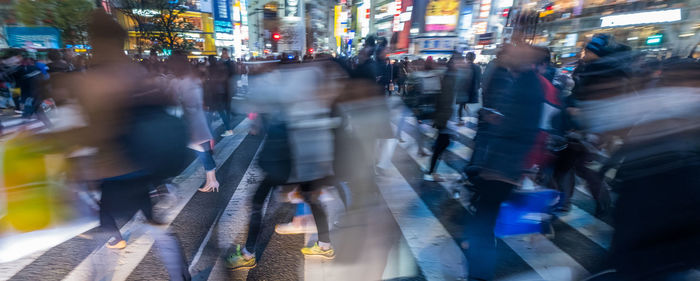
[425,0,460,32]
[600,9,681,27]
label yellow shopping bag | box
[1,132,66,232]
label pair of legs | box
[458,103,470,120]
[99,173,190,280]
[553,141,611,215]
[100,173,154,243]
[427,132,451,177]
[463,179,515,281]
[245,178,331,254]
[194,141,219,192]
[207,109,233,136]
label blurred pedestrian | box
[464,45,550,281]
[226,61,339,270]
[573,34,700,280]
[204,55,234,137]
[454,52,481,125]
[167,51,220,193]
[424,55,464,182]
[41,10,191,280]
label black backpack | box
[123,105,189,180]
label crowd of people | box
[2,8,699,281]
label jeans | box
[195,141,216,171]
[464,179,515,280]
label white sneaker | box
[275,221,317,235]
[423,173,445,182]
[221,130,234,137]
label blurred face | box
[581,49,599,62]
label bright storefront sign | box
[479,0,491,18]
[393,0,403,32]
[600,9,681,28]
[358,1,371,37]
[415,36,458,53]
[425,0,460,32]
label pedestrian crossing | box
[1,108,618,280]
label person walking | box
[424,55,465,182]
[572,34,700,280]
[204,55,234,137]
[226,61,338,270]
[398,57,443,156]
[167,51,220,193]
[37,11,191,280]
[454,52,481,125]
[464,45,551,281]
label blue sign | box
[213,0,231,22]
[214,20,233,33]
[6,27,61,48]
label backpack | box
[123,105,188,181]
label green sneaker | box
[301,243,335,259]
[226,245,256,270]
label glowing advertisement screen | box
[425,0,460,32]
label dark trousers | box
[100,174,191,281]
[464,179,515,281]
[207,109,232,133]
[218,109,232,131]
[245,176,331,254]
[458,103,468,119]
[428,133,451,174]
[553,141,610,211]
[99,173,154,241]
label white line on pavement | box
[205,149,263,281]
[377,163,466,281]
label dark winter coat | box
[468,70,544,184]
[455,63,482,104]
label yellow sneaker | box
[105,239,126,250]
[226,245,256,270]
[301,243,335,259]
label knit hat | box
[585,33,630,57]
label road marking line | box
[501,235,590,281]
[205,149,262,281]
[377,163,465,281]
[556,205,613,250]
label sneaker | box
[221,130,234,137]
[424,173,445,182]
[226,245,256,270]
[417,149,432,157]
[275,221,317,235]
[105,238,126,250]
[301,243,335,259]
